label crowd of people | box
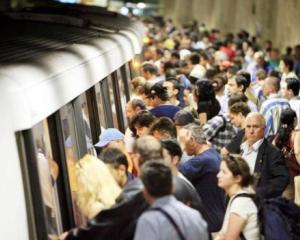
[58,17,300,240]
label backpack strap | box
[149,207,186,240]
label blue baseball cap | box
[94,128,124,148]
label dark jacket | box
[254,139,290,199]
[65,176,205,240]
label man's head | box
[262,76,280,97]
[227,75,249,96]
[150,117,177,140]
[141,62,158,80]
[130,110,155,137]
[163,79,180,101]
[141,160,173,203]
[245,113,265,146]
[132,135,163,169]
[281,78,300,100]
[126,98,146,120]
[229,102,251,128]
[146,83,169,107]
[161,139,182,167]
[182,124,207,156]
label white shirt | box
[220,190,260,240]
[241,139,264,174]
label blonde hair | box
[75,154,121,219]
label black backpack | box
[233,194,300,240]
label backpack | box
[233,194,300,240]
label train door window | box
[31,119,63,238]
[117,68,128,126]
[107,75,119,128]
[59,104,85,226]
[78,93,96,156]
[95,83,107,129]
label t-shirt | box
[220,191,260,240]
[150,104,181,119]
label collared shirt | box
[134,195,208,240]
[241,139,264,174]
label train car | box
[0,2,143,239]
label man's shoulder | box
[259,139,281,155]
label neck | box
[196,144,210,155]
[226,184,243,197]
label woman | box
[273,108,300,201]
[75,154,121,219]
[216,154,260,240]
[194,79,220,125]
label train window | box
[31,120,63,238]
[107,75,119,128]
[59,104,85,226]
[95,83,107,129]
[117,69,128,126]
[78,94,96,156]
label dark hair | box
[234,75,249,92]
[274,108,297,149]
[142,62,158,75]
[189,53,200,65]
[100,147,128,169]
[282,57,294,71]
[222,154,253,187]
[268,70,282,80]
[228,94,248,107]
[237,70,251,88]
[229,102,251,117]
[286,78,300,96]
[141,160,173,197]
[146,82,169,101]
[130,110,155,136]
[161,139,183,159]
[150,117,177,139]
[195,80,216,101]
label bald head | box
[263,76,280,96]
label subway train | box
[0,2,143,239]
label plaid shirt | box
[203,115,237,152]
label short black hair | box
[161,139,182,159]
[141,160,173,197]
[146,82,169,101]
[100,147,128,169]
[130,110,155,134]
[234,75,249,92]
[150,117,177,139]
[286,78,300,96]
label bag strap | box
[149,207,186,240]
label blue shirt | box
[179,148,226,232]
[150,104,181,119]
[134,195,208,240]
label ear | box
[172,155,180,167]
[234,175,242,184]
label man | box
[124,99,146,153]
[179,124,225,233]
[163,79,181,106]
[141,62,161,86]
[260,76,290,138]
[221,102,251,155]
[130,110,156,138]
[134,160,208,240]
[150,117,177,140]
[281,78,300,125]
[94,128,133,173]
[147,83,181,119]
[241,112,289,199]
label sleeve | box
[203,116,224,141]
[230,197,256,220]
[179,158,205,181]
[256,146,290,198]
[134,214,158,240]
